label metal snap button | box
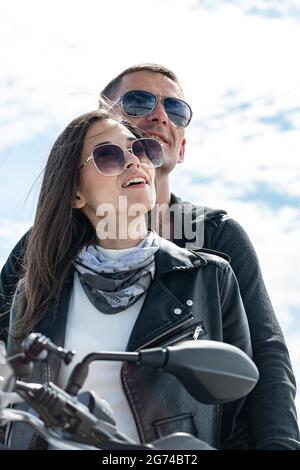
[174,308,182,315]
[186,300,193,307]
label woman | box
[6,109,253,449]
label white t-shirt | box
[58,245,150,443]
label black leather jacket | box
[6,237,253,450]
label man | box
[0,64,299,449]
[99,63,299,449]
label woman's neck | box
[96,216,148,249]
[97,237,144,250]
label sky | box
[1,0,300,420]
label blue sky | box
[1,0,300,415]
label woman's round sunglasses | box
[116,90,192,128]
[79,137,164,176]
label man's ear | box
[73,189,86,209]
[177,138,186,164]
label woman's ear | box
[73,189,86,209]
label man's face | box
[114,71,186,174]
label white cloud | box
[184,100,300,200]
[0,219,30,243]
[196,0,300,18]
[0,0,201,149]
[1,0,300,146]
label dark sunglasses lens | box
[164,97,192,127]
[132,138,164,168]
[93,144,124,175]
[122,91,156,116]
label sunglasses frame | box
[117,90,193,128]
[79,137,164,176]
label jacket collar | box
[170,193,231,262]
[155,236,207,276]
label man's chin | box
[161,158,178,174]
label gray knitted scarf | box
[73,231,160,314]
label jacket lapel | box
[126,275,192,352]
[126,238,203,352]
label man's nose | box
[146,99,168,125]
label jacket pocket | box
[153,413,199,439]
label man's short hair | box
[100,63,183,105]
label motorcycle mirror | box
[140,340,259,404]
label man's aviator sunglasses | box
[114,90,192,128]
[79,138,164,176]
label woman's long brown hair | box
[13,110,143,340]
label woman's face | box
[74,118,156,232]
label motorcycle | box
[0,333,259,450]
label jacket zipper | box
[193,324,205,340]
[136,316,194,352]
[155,322,206,348]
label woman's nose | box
[124,149,141,169]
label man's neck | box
[156,174,171,206]
[155,174,174,241]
